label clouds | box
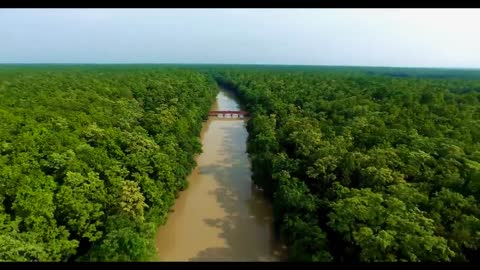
[0,8,479,67]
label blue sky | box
[1,9,479,68]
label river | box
[154,87,287,261]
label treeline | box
[0,67,217,261]
[214,69,480,262]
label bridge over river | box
[155,88,285,261]
[208,110,249,118]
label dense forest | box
[213,68,480,262]
[0,66,217,261]
[1,64,480,262]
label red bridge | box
[208,110,249,117]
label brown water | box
[154,88,287,261]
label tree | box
[328,187,456,262]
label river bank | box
[154,87,286,261]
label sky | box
[1,8,480,68]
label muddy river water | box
[154,87,287,261]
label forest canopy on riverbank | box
[213,66,480,262]
[0,66,217,261]
[1,64,480,262]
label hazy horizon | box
[1,63,480,70]
[1,8,480,68]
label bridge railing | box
[208,110,249,117]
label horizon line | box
[0,62,479,70]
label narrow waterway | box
[154,87,287,261]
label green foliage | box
[82,215,157,262]
[328,187,455,262]
[3,64,480,261]
[0,66,217,261]
[0,233,49,262]
[118,180,148,223]
[56,171,106,242]
[213,67,480,262]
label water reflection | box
[155,87,286,261]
